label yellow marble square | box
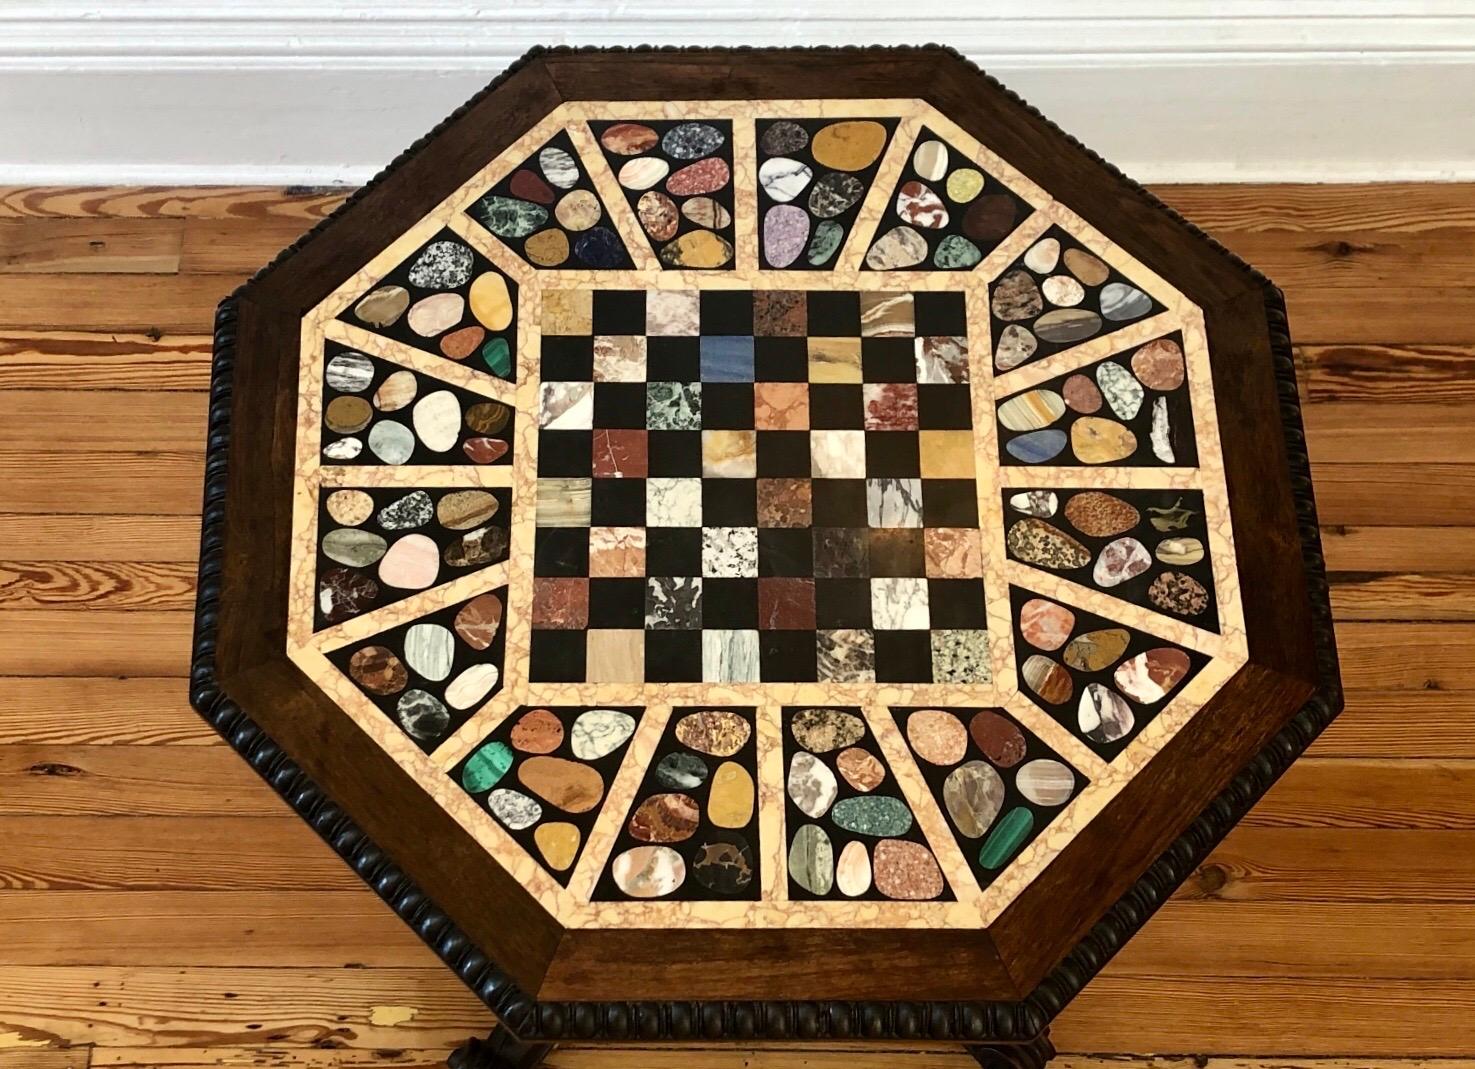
[807,337,862,383]
[586,629,644,681]
[702,430,758,478]
[542,289,593,335]
[919,430,977,478]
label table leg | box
[964,1027,1055,1068]
[447,1024,557,1069]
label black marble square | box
[816,577,873,628]
[591,477,647,526]
[811,479,868,527]
[647,336,701,380]
[864,431,921,477]
[917,384,975,429]
[702,577,758,629]
[593,382,650,429]
[760,632,817,681]
[702,478,757,526]
[808,384,865,429]
[593,289,646,334]
[755,430,812,477]
[806,291,861,335]
[535,527,589,577]
[539,430,593,477]
[921,479,980,527]
[702,383,757,429]
[540,335,595,381]
[757,528,813,577]
[530,630,587,682]
[754,337,808,381]
[648,431,703,476]
[700,290,754,334]
[645,629,702,681]
[589,577,647,628]
[928,578,988,628]
[874,630,932,682]
[861,337,917,382]
[646,527,702,575]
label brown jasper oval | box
[510,708,564,755]
[836,747,885,793]
[1063,246,1110,286]
[465,401,511,435]
[600,122,659,155]
[905,709,968,766]
[508,167,556,205]
[964,194,1017,243]
[1021,654,1073,706]
[325,395,372,434]
[1062,372,1103,414]
[968,709,1028,767]
[1063,628,1132,672]
[348,645,407,695]
[454,592,504,650]
[440,325,485,360]
[463,437,509,464]
[1064,491,1141,539]
[437,489,498,530]
[518,756,604,814]
[1148,571,1211,616]
[674,710,751,757]
[627,792,700,843]
[872,839,944,901]
[524,228,570,267]
[1131,337,1186,391]
[637,190,680,242]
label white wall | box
[2,1,1473,185]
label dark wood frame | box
[190,44,1341,1059]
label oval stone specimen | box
[407,292,464,337]
[368,420,415,464]
[831,796,913,837]
[538,145,579,189]
[1063,628,1131,672]
[666,157,730,197]
[444,526,507,570]
[354,285,409,328]
[788,824,834,895]
[1072,417,1137,464]
[692,832,755,894]
[912,138,949,180]
[322,527,386,568]
[1101,282,1152,321]
[992,269,1043,321]
[1024,237,1060,273]
[763,204,810,268]
[445,664,499,710]
[469,272,513,331]
[1022,654,1073,705]
[759,156,813,202]
[373,369,417,412]
[682,196,732,229]
[791,708,866,754]
[378,532,438,589]
[628,792,700,843]
[965,194,1017,243]
[1079,684,1135,744]
[479,196,548,239]
[944,760,1005,839]
[761,119,808,155]
[654,751,707,791]
[807,220,844,266]
[524,228,570,267]
[1006,518,1091,570]
[325,395,371,434]
[1114,647,1192,704]
[1149,571,1211,616]
[509,168,555,205]
[659,230,734,269]
[998,389,1065,432]
[864,226,927,270]
[934,234,982,269]
[349,645,407,695]
[378,490,433,530]
[618,156,669,191]
[1064,491,1140,538]
[1042,274,1085,307]
[836,840,872,897]
[1004,428,1066,464]
[895,181,948,229]
[518,756,604,814]
[969,710,1028,767]
[396,687,448,742]
[873,839,944,900]
[1063,247,1110,286]
[947,167,985,203]
[570,709,637,760]
[807,172,865,218]
[554,189,602,231]
[636,190,680,241]
[906,709,968,766]
[836,747,885,793]
[811,120,887,171]
[454,592,503,650]
[1133,337,1186,390]
[403,622,454,680]
[1096,361,1145,421]
[674,710,750,757]
[662,121,724,159]
[1020,597,1075,651]
[1094,536,1152,588]
[486,788,541,831]
[463,436,510,464]
[708,761,755,828]
[461,739,514,793]
[318,567,377,622]
[1008,490,1058,518]
[437,490,498,530]
[407,240,473,290]
[613,844,685,897]
[1062,372,1103,414]
[1035,308,1101,344]
[994,324,1038,371]
[326,352,374,393]
[787,751,838,819]
[575,227,625,270]
[1017,759,1075,807]
[1156,536,1205,566]
[600,122,658,155]
[536,822,581,872]
[510,708,564,754]
[979,807,1035,869]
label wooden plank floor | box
[1,182,1472,1068]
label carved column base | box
[448,1024,556,1069]
[965,1027,1055,1069]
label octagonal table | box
[191,45,1341,1069]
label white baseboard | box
[2,3,1473,186]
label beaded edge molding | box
[188,43,1343,1045]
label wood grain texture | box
[0,175,1465,1059]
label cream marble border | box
[281,97,1247,932]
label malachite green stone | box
[934,234,983,269]
[461,740,514,793]
[477,195,548,239]
[978,806,1034,869]
[481,336,512,378]
[830,795,913,837]
[806,219,845,266]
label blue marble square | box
[700,335,755,382]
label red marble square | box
[592,428,648,478]
[758,577,816,630]
[532,577,590,629]
[864,382,919,431]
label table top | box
[199,47,1337,1031]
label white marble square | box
[593,335,647,382]
[809,430,866,478]
[539,380,593,429]
[702,629,761,682]
[646,289,700,336]
[871,577,930,630]
[867,478,924,527]
[702,526,759,578]
[646,478,702,527]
